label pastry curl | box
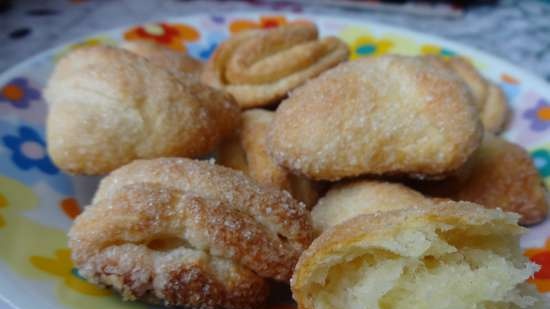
[414,133,548,225]
[69,158,314,308]
[269,55,483,181]
[202,23,349,108]
[217,109,321,208]
[121,41,203,76]
[292,202,542,309]
[45,46,240,175]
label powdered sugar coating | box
[268,55,483,181]
[45,46,240,175]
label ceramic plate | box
[1,11,550,309]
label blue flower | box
[0,77,41,109]
[187,32,228,61]
[531,148,550,178]
[523,98,550,132]
[210,15,225,24]
[2,126,58,174]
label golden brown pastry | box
[44,46,240,175]
[425,56,509,133]
[482,83,509,133]
[69,158,314,309]
[269,55,483,181]
[217,109,321,208]
[312,180,428,232]
[121,41,203,75]
[292,202,543,309]
[415,133,548,225]
[202,23,349,108]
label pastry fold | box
[217,109,321,208]
[69,158,314,308]
[45,46,239,174]
[292,202,542,309]
[202,23,349,108]
[269,55,483,181]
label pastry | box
[69,158,314,308]
[292,202,542,309]
[482,83,509,133]
[415,133,548,225]
[425,56,509,133]
[44,46,240,175]
[218,109,320,208]
[312,180,429,232]
[269,55,483,181]
[121,41,203,75]
[202,23,349,108]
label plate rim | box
[1,9,550,97]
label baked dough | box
[121,41,203,76]
[312,180,428,232]
[217,109,320,208]
[425,56,509,133]
[69,158,314,308]
[269,55,483,181]
[415,133,548,225]
[292,202,542,309]
[202,23,349,108]
[45,46,240,175]
[482,83,509,133]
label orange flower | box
[60,197,81,220]
[0,192,6,228]
[524,239,550,292]
[501,73,519,85]
[229,15,311,34]
[124,22,199,51]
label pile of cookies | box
[44,22,548,309]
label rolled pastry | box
[269,55,483,181]
[202,23,349,108]
[217,109,321,208]
[69,158,314,308]
[45,46,240,175]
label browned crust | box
[482,83,510,134]
[45,46,240,175]
[241,110,292,190]
[423,55,509,134]
[69,158,315,308]
[417,133,548,225]
[217,109,321,208]
[201,23,349,108]
[311,180,430,231]
[291,202,523,309]
[268,55,483,181]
